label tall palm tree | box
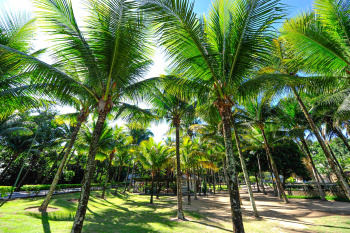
[150,86,195,219]
[237,94,289,203]
[39,97,92,211]
[0,0,155,230]
[275,97,326,200]
[143,0,283,230]
[125,122,153,192]
[138,138,173,204]
[243,37,350,199]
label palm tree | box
[39,98,92,211]
[125,122,154,192]
[243,37,350,199]
[237,94,289,203]
[0,0,155,230]
[150,86,195,219]
[143,0,283,230]
[138,138,173,204]
[275,97,327,200]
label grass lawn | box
[0,188,350,232]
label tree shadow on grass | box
[41,212,51,233]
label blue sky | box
[193,0,313,14]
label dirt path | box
[163,187,350,232]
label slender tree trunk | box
[63,149,75,172]
[128,162,135,192]
[316,168,326,186]
[102,158,113,199]
[187,172,191,205]
[123,166,130,194]
[0,155,16,181]
[298,139,326,201]
[174,120,185,219]
[156,170,161,199]
[115,166,122,195]
[203,169,207,195]
[267,156,278,197]
[326,142,345,176]
[71,102,109,233]
[219,172,222,191]
[212,169,216,194]
[193,167,198,200]
[257,154,267,195]
[197,166,201,196]
[292,87,350,199]
[335,126,350,152]
[231,117,259,218]
[261,128,289,203]
[40,144,68,186]
[255,174,260,192]
[150,173,154,204]
[223,159,229,188]
[16,160,33,191]
[216,101,244,232]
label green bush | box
[286,177,296,183]
[0,186,14,198]
[249,176,257,183]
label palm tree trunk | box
[123,166,130,194]
[223,159,229,187]
[102,158,112,199]
[257,154,267,195]
[212,169,216,194]
[292,87,350,200]
[128,162,135,192]
[231,117,259,218]
[150,173,154,204]
[71,104,109,233]
[255,174,260,192]
[216,101,244,232]
[193,167,198,200]
[197,166,201,196]
[115,166,122,195]
[174,119,185,220]
[0,155,16,181]
[266,156,278,197]
[334,126,350,152]
[298,139,326,201]
[187,172,191,205]
[156,170,161,199]
[39,120,83,211]
[261,128,289,203]
[326,142,345,176]
[63,149,75,172]
[40,144,68,186]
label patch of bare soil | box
[67,199,79,203]
[25,206,59,213]
[161,186,350,232]
[170,216,193,222]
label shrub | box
[0,186,14,198]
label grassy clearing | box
[0,188,349,233]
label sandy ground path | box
[163,187,350,232]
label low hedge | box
[20,183,113,193]
[0,186,15,198]
[286,195,350,202]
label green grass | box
[286,195,350,202]
[0,188,350,233]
